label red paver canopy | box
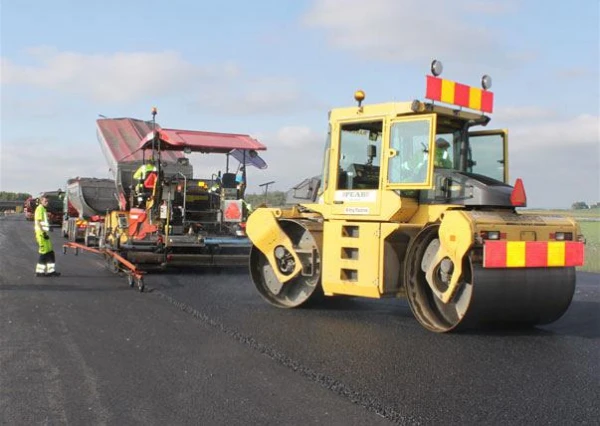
[139,128,267,154]
[96,118,184,163]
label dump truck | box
[24,197,36,221]
[25,192,65,225]
[44,191,65,226]
[61,177,119,246]
[245,60,585,333]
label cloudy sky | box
[1,0,598,208]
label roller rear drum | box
[405,226,576,332]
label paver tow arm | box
[62,242,146,292]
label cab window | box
[337,121,382,190]
[388,119,433,185]
[318,127,332,194]
[468,132,506,183]
[433,132,456,169]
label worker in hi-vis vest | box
[133,159,158,207]
[434,137,453,168]
[34,194,60,277]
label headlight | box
[481,231,501,240]
[553,232,573,241]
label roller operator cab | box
[246,60,586,333]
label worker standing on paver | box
[133,159,158,207]
[34,194,60,277]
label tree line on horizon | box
[572,201,600,210]
[245,191,287,208]
[0,192,32,201]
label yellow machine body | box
[246,85,585,332]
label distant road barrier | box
[0,201,23,212]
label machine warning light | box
[354,90,366,106]
[431,59,443,77]
[481,74,492,90]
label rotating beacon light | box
[481,74,492,90]
[354,90,365,107]
[151,106,158,162]
[431,59,443,77]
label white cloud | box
[1,47,316,115]
[194,77,322,116]
[494,106,558,123]
[494,106,599,151]
[509,144,599,208]
[0,47,324,196]
[0,96,60,119]
[507,113,599,150]
[247,126,326,193]
[1,48,212,103]
[496,111,600,207]
[0,138,111,195]
[460,0,520,14]
[556,67,598,80]
[0,47,296,110]
[269,126,323,147]
[303,0,516,64]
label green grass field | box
[578,221,600,272]
[522,209,600,273]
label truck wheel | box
[136,278,145,292]
[107,257,120,274]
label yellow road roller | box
[246,60,585,332]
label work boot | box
[45,271,61,277]
[35,272,45,277]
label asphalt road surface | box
[1,214,598,425]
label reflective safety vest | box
[134,163,158,191]
[133,163,157,180]
[434,148,452,168]
[34,204,50,232]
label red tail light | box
[510,178,527,207]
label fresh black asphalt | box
[1,214,598,425]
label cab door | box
[329,119,385,217]
[384,114,438,190]
[468,129,509,183]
